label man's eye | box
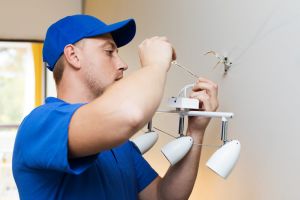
[105,50,114,55]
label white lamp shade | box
[131,131,159,154]
[206,140,241,179]
[161,136,193,166]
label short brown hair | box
[53,56,65,85]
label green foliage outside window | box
[0,45,30,125]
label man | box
[13,14,218,200]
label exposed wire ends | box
[171,61,199,79]
[204,51,232,74]
[204,50,220,58]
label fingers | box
[157,36,176,61]
[152,36,177,61]
[193,81,218,98]
[138,36,176,70]
[190,78,219,111]
[195,77,217,88]
[190,90,212,111]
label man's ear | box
[63,44,81,70]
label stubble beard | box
[85,70,103,100]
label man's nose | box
[117,56,128,71]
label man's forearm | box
[69,65,169,158]
[157,131,204,200]
[100,65,168,131]
[156,76,218,200]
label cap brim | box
[85,19,136,48]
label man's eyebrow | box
[102,41,117,49]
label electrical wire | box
[152,127,177,138]
[171,61,199,79]
[177,84,194,97]
[152,127,220,148]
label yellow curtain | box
[31,43,43,107]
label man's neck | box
[57,91,95,104]
[56,79,96,104]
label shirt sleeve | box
[129,141,158,193]
[18,102,98,175]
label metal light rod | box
[157,110,234,119]
[221,117,229,144]
[178,115,185,136]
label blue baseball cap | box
[43,14,136,71]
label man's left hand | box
[187,77,219,135]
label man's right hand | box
[138,36,176,71]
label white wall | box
[85,0,300,199]
[0,0,82,40]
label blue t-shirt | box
[13,97,158,200]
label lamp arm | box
[157,110,234,119]
[221,117,229,144]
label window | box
[0,41,43,199]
